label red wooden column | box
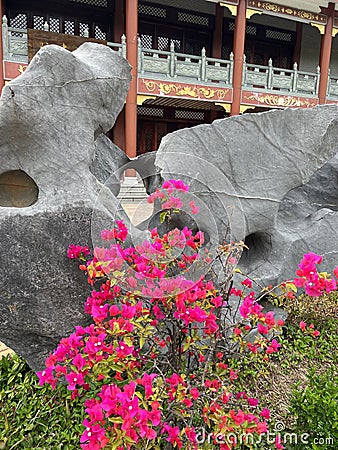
[212,3,224,59]
[318,2,335,104]
[230,0,246,116]
[0,0,5,91]
[125,0,138,159]
[113,0,126,152]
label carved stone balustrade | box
[327,72,338,98]
[138,39,233,86]
[243,56,320,96]
[2,16,28,62]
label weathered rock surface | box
[154,106,338,285]
[91,134,130,197]
[0,43,132,371]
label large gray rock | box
[0,43,133,371]
[153,106,338,285]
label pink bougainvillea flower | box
[138,373,157,399]
[162,179,189,193]
[247,397,259,407]
[266,339,281,354]
[241,278,253,288]
[189,200,199,215]
[275,435,285,449]
[260,408,270,420]
[115,341,134,358]
[67,244,90,259]
[257,323,269,335]
[190,388,200,400]
[162,196,184,210]
[100,229,114,241]
[65,371,85,391]
[36,367,56,389]
[233,327,242,336]
[162,423,182,449]
[299,321,306,331]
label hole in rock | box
[0,170,39,207]
[240,231,272,270]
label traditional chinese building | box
[1,0,338,158]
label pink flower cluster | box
[67,244,91,259]
[230,290,284,356]
[147,178,199,215]
[299,321,320,337]
[293,252,337,296]
[101,220,128,242]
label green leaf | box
[159,211,167,223]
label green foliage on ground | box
[0,354,84,449]
[289,369,338,449]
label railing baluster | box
[242,54,246,87]
[315,66,320,95]
[121,34,126,59]
[137,37,143,74]
[169,41,175,77]
[292,62,298,92]
[201,47,206,82]
[2,15,9,60]
[229,52,234,85]
[267,58,273,89]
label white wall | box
[299,24,321,72]
[330,35,338,77]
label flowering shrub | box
[293,252,337,296]
[37,180,338,450]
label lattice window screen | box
[140,34,153,49]
[246,25,257,35]
[138,107,164,117]
[94,25,106,40]
[33,15,45,30]
[266,29,292,42]
[10,14,28,29]
[138,4,166,18]
[64,20,75,34]
[158,36,169,51]
[70,0,108,6]
[175,110,205,120]
[49,17,60,33]
[278,56,289,69]
[177,12,209,27]
[222,45,231,60]
[79,23,90,37]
